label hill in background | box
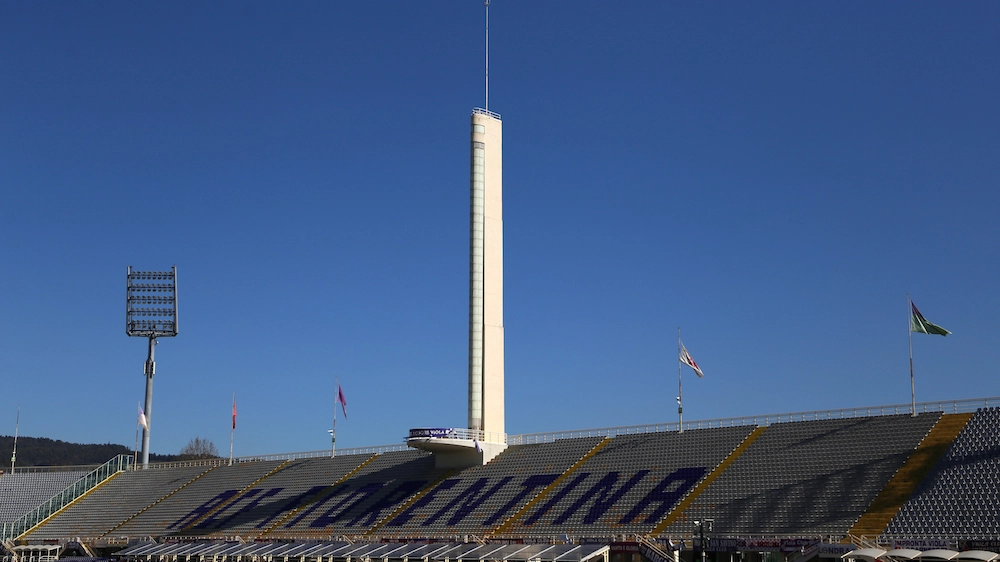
[0,435,180,467]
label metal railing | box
[508,396,998,445]
[406,427,508,444]
[235,443,409,462]
[472,107,502,120]
[0,454,132,541]
[4,464,100,474]
[4,397,995,479]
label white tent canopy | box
[955,552,1000,562]
[885,550,924,560]
[843,549,888,561]
[919,550,960,560]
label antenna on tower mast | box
[485,0,490,111]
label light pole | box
[694,519,713,562]
[126,266,178,468]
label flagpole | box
[331,377,338,458]
[229,393,235,466]
[133,404,140,471]
[11,405,19,474]
[678,327,683,434]
[908,294,916,417]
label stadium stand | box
[377,436,605,537]
[167,453,378,538]
[499,426,756,538]
[107,460,287,537]
[885,407,1000,539]
[264,449,450,539]
[25,465,211,540]
[9,398,1000,554]
[0,470,90,523]
[848,413,973,538]
[658,413,942,537]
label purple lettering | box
[386,479,461,527]
[554,470,649,525]
[168,490,238,530]
[482,474,558,526]
[619,467,706,525]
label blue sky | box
[2,2,998,457]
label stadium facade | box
[2,397,1000,562]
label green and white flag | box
[910,301,950,336]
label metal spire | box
[485,0,490,111]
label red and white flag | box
[679,342,705,378]
[337,384,348,418]
[232,394,237,430]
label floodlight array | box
[127,267,178,338]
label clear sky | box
[2,2,998,458]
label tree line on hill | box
[0,435,221,467]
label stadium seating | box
[500,426,755,537]
[13,403,1000,546]
[379,436,606,537]
[885,407,1000,538]
[0,470,90,523]
[171,453,379,538]
[658,413,941,537]
[108,460,287,537]
[26,465,211,540]
[265,449,450,539]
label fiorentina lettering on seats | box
[309,482,386,528]
[386,479,462,527]
[166,466,710,535]
[420,477,507,527]
[520,467,707,527]
[199,487,284,530]
[294,479,430,530]
[254,485,328,529]
[482,474,559,526]
[280,485,351,529]
[555,471,650,525]
[168,490,239,530]
[619,466,707,524]
[523,472,591,525]
[388,474,560,528]
[347,480,428,528]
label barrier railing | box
[472,107,502,120]
[5,397,995,480]
[406,427,507,444]
[508,396,998,445]
[0,454,132,541]
[235,443,409,463]
[4,464,100,474]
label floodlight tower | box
[126,266,178,468]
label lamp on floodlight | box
[127,266,178,468]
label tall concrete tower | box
[468,108,504,440]
[405,4,507,468]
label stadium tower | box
[407,3,507,467]
[468,107,504,443]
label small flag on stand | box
[337,384,348,418]
[679,342,705,378]
[910,301,951,336]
